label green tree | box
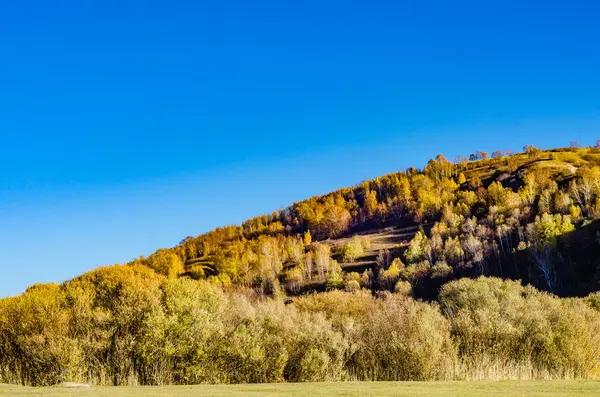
[342,236,365,262]
[405,231,430,263]
[526,213,574,247]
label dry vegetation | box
[2,275,600,386]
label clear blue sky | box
[1,1,599,297]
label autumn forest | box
[4,144,600,386]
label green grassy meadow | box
[2,381,600,397]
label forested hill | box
[7,144,600,387]
[114,144,600,298]
[10,144,600,298]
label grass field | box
[2,381,600,397]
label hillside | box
[5,144,600,387]
[128,145,600,298]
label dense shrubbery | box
[440,277,600,379]
[1,272,600,386]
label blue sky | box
[1,1,599,297]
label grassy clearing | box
[2,381,600,397]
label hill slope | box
[125,145,600,298]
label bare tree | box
[523,144,539,153]
[530,245,559,293]
[304,251,313,280]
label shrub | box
[350,295,456,380]
[440,277,600,379]
[345,280,361,292]
[394,280,412,296]
[3,274,600,385]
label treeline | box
[1,271,600,386]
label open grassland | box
[2,381,600,397]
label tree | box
[312,243,331,280]
[405,231,430,263]
[297,198,351,239]
[376,248,392,269]
[523,144,540,157]
[526,213,574,247]
[258,237,283,281]
[425,154,454,180]
[303,230,312,246]
[286,266,304,292]
[492,150,503,159]
[146,249,185,278]
[487,181,507,206]
[325,260,344,290]
[569,168,600,214]
[322,205,351,238]
[285,237,304,264]
[342,236,365,263]
[362,182,379,219]
[469,151,489,161]
[571,141,580,148]
[382,258,404,289]
[462,235,484,268]
[303,251,313,280]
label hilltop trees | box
[147,146,600,298]
[524,144,541,159]
[160,146,600,298]
[468,151,489,161]
[424,154,454,180]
